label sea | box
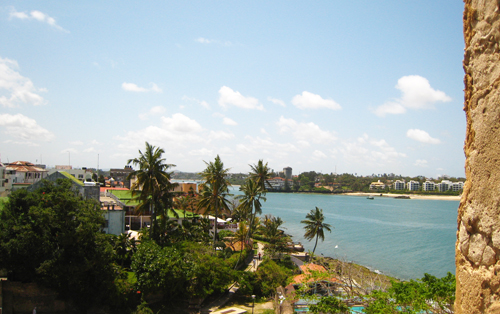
[232,188,458,280]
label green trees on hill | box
[0,179,118,309]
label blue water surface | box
[236,190,458,280]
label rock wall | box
[457,1,500,313]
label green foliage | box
[309,296,349,314]
[364,273,456,314]
[218,229,235,239]
[301,207,332,255]
[252,259,292,296]
[0,179,118,309]
[131,240,237,301]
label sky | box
[0,1,466,178]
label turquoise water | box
[241,191,458,280]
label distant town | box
[0,161,464,198]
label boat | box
[367,196,374,200]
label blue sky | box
[0,1,466,178]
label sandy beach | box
[343,192,461,201]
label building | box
[109,166,134,188]
[370,180,386,190]
[423,181,436,191]
[283,167,293,180]
[452,182,464,192]
[268,177,286,190]
[393,180,405,190]
[437,180,452,192]
[28,171,100,201]
[5,161,48,185]
[48,167,93,182]
[407,180,420,191]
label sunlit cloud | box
[139,106,166,120]
[292,91,341,110]
[277,116,337,144]
[268,97,286,107]
[218,86,263,110]
[0,57,47,107]
[0,113,54,144]
[9,7,69,33]
[122,82,162,93]
[407,129,441,144]
[374,75,451,117]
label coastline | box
[343,192,461,201]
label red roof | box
[6,161,47,173]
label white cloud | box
[161,113,203,133]
[291,91,341,110]
[312,150,327,159]
[268,97,286,107]
[61,148,78,154]
[374,75,451,117]
[9,8,69,33]
[277,116,337,144]
[0,57,47,107]
[223,117,237,126]
[218,86,263,110]
[122,82,162,93]
[69,141,83,146]
[406,129,441,144]
[139,106,166,120]
[0,113,54,144]
[195,37,232,46]
[182,96,210,109]
[83,147,96,153]
[415,159,428,167]
[208,130,235,140]
[189,148,213,156]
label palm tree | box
[249,160,272,192]
[127,142,176,241]
[197,155,232,250]
[301,207,332,256]
[236,178,266,241]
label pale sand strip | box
[343,192,461,201]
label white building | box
[437,180,452,192]
[370,180,386,190]
[268,177,286,190]
[423,181,436,191]
[451,182,464,192]
[393,180,406,190]
[407,180,420,191]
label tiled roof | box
[6,161,47,173]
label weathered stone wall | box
[457,1,500,313]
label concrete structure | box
[268,177,285,190]
[110,166,134,188]
[369,180,385,190]
[456,2,500,312]
[437,180,452,192]
[101,203,126,235]
[451,181,464,192]
[422,181,436,191]
[283,167,292,180]
[5,161,47,185]
[28,171,100,201]
[407,180,420,191]
[48,167,93,182]
[393,180,405,190]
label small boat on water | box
[367,196,374,200]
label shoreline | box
[343,192,461,201]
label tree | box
[0,179,117,309]
[127,142,176,242]
[248,159,272,192]
[197,155,232,250]
[236,178,266,241]
[301,207,332,256]
[309,296,349,314]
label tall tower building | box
[283,167,292,180]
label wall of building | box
[456,1,500,312]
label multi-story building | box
[5,161,48,185]
[452,182,464,192]
[48,166,93,182]
[110,166,134,188]
[407,180,420,191]
[437,180,452,192]
[283,167,293,180]
[393,180,406,190]
[370,180,386,190]
[268,177,286,190]
[423,181,436,191]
